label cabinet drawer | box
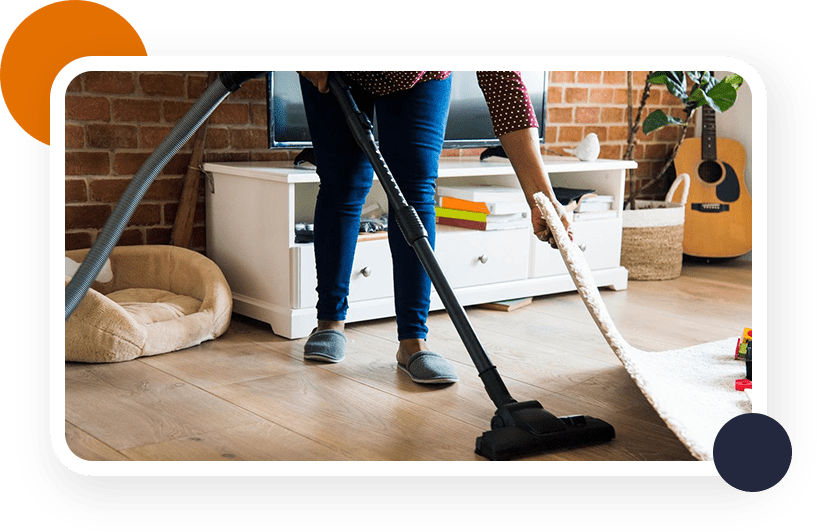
[348,238,395,302]
[574,219,622,270]
[436,227,530,288]
[291,238,394,309]
[531,219,622,277]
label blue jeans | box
[300,75,452,340]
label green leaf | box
[687,71,711,88]
[647,71,668,84]
[722,73,744,90]
[706,80,739,112]
[688,86,717,110]
[643,110,685,134]
[647,71,687,101]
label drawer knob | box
[360,266,372,277]
[478,254,489,264]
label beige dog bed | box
[65,245,232,363]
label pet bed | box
[65,245,232,363]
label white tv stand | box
[203,156,635,339]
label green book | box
[435,206,525,223]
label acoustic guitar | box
[669,104,752,258]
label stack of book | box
[550,187,617,221]
[435,185,529,231]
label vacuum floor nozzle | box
[475,401,615,460]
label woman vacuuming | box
[298,71,571,384]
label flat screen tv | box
[267,71,548,153]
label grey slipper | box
[398,351,459,384]
[304,328,346,363]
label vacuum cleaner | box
[65,71,615,460]
[326,73,615,460]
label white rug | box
[534,193,751,461]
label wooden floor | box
[65,257,751,461]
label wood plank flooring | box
[65,257,751,461]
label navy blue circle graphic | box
[713,413,792,492]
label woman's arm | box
[498,127,572,248]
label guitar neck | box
[701,105,717,160]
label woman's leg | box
[374,78,452,348]
[300,76,375,327]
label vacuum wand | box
[327,72,615,459]
[327,73,513,408]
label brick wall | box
[64,71,692,252]
[64,71,280,252]
[546,71,694,196]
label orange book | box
[439,196,490,214]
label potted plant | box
[620,71,744,280]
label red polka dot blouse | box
[343,71,538,138]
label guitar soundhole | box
[698,160,723,184]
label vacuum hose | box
[65,72,265,320]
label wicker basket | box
[621,174,689,281]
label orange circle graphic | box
[1,1,147,145]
